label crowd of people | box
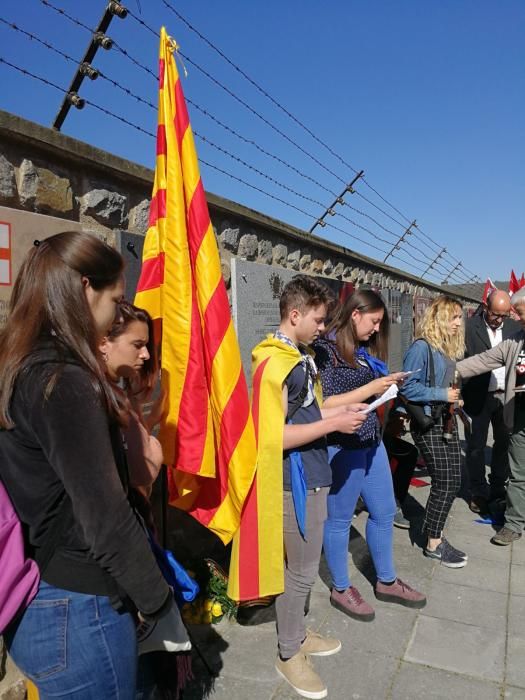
[0,231,523,699]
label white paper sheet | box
[360,383,399,414]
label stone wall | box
[0,109,479,306]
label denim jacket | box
[400,339,452,415]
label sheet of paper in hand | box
[360,384,399,414]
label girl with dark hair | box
[101,300,164,497]
[313,289,426,622]
[0,232,172,699]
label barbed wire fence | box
[0,0,484,287]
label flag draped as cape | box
[227,336,323,601]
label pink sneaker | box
[330,586,375,622]
[374,578,427,609]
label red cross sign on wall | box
[0,222,12,286]
[0,221,12,286]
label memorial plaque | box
[414,295,432,336]
[119,231,145,299]
[400,292,414,361]
[232,259,298,384]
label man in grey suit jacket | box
[462,291,520,513]
[458,289,525,545]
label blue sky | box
[1,1,523,285]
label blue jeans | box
[5,581,139,699]
[323,442,397,590]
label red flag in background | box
[520,273,525,289]
[481,278,497,304]
[509,270,520,295]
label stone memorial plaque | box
[119,231,145,299]
[400,292,414,362]
[414,295,432,336]
[232,259,298,384]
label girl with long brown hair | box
[0,232,172,699]
[313,289,426,623]
[401,295,465,567]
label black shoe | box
[424,540,467,568]
[441,537,467,560]
[393,505,410,529]
[236,599,275,625]
[469,495,489,515]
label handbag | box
[402,340,444,433]
[0,482,68,634]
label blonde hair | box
[418,295,465,360]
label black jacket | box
[0,339,170,616]
[462,314,520,415]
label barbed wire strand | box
[37,0,482,282]
[152,2,436,232]
[0,18,452,273]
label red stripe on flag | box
[148,189,167,228]
[136,253,165,292]
[237,357,269,599]
[173,77,190,150]
[156,124,167,156]
[0,249,9,261]
[158,58,165,89]
[217,371,251,481]
[175,280,210,474]
[187,179,212,262]
[202,281,231,362]
[188,369,248,524]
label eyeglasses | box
[486,310,509,320]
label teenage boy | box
[251,275,367,699]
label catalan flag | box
[135,28,256,548]
[228,337,323,601]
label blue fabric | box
[356,347,389,377]
[323,442,397,590]
[148,532,199,607]
[400,339,450,414]
[289,449,307,539]
[5,581,139,699]
[283,365,331,491]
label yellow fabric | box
[227,336,322,600]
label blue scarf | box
[356,347,389,377]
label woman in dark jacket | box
[0,232,172,699]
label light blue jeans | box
[323,442,397,590]
[5,581,142,699]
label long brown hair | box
[106,301,157,397]
[325,289,390,367]
[0,231,124,428]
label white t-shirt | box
[485,321,505,391]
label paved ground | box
[181,436,524,700]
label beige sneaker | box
[300,628,342,657]
[275,652,328,699]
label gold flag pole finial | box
[166,35,188,77]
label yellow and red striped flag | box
[135,28,256,547]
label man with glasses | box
[462,289,519,514]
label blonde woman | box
[400,296,465,567]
